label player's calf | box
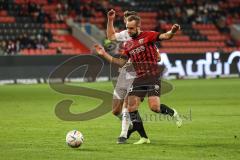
[127,95,140,112]
[112,99,124,118]
[148,96,182,127]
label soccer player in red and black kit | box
[95,15,182,144]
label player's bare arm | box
[106,9,117,41]
[159,24,180,40]
[94,44,127,67]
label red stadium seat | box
[161,42,226,48]
[207,35,228,41]
[192,24,216,30]
[199,30,220,35]
[0,17,15,23]
[49,42,73,49]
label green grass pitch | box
[0,78,240,160]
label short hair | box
[124,10,137,18]
[127,15,141,26]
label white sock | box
[119,110,130,138]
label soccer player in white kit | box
[107,9,150,144]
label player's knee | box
[112,107,121,116]
[111,99,124,116]
[148,97,160,113]
[149,104,160,113]
[127,101,137,112]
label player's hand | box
[94,44,106,56]
[171,24,180,34]
[108,9,115,20]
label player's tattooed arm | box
[94,44,127,67]
[159,24,180,40]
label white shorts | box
[113,64,136,100]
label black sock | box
[160,104,174,116]
[127,128,135,139]
[129,110,148,139]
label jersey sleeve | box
[146,31,161,42]
[120,42,129,57]
[115,32,123,41]
[115,30,127,41]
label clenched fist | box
[108,9,115,20]
[171,24,181,34]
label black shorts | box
[128,76,161,98]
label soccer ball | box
[66,130,84,148]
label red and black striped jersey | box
[122,31,161,78]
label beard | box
[130,33,138,38]
[129,30,139,38]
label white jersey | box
[113,30,136,100]
[115,30,136,76]
[115,30,131,42]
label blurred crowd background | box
[0,0,239,55]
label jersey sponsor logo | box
[124,41,134,50]
[138,38,144,44]
[129,46,145,55]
